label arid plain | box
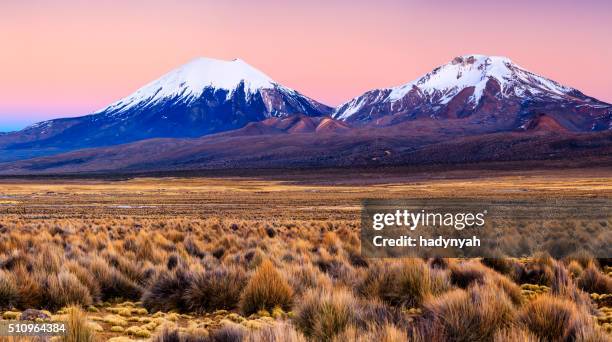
[0,168,611,341]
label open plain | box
[0,168,611,341]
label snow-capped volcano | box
[387,55,572,106]
[4,57,332,151]
[98,57,284,115]
[334,55,611,131]
[97,57,330,119]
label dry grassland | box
[0,170,611,341]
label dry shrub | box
[88,256,141,300]
[480,257,517,278]
[360,259,450,308]
[333,324,408,342]
[449,261,487,288]
[245,321,307,342]
[152,328,182,342]
[490,275,523,306]
[61,306,96,342]
[315,256,357,287]
[357,299,408,328]
[576,263,612,293]
[184,236,207,259]
[348,252,368,268]
[13,265,45,308]
[104,251,148,285]
[65,261,101,302]
[243,248,265,270]
[209,323,246,342]
[517,254,555,286]
[0,269,18,309]
[46,271,93,311]
[565,250,597,269]
[240,259,293,315]
[566,313,610,342]
[142,268,192,313]
[134,233,164,263]
[37,245,63,274]
[493,327,539,342]
[167,254,180,270]
[186,266,247,313]
[550,262,594,311]
[152,327,209,342]
[429,268,452,295]
[420,285,516,342]
[288,263,330,295]
[1,251,31,271]
[567,260,584,278]
[295,288,358,341]
[429,257,449,269]
[517,295,599,341]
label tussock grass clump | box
[359,259,449,308]
[245,321,307,342]
[142,268,193,313]
[88,257,142,301]
[166,254,179,270]
[429,257,449,269]
[186,266,247,313]
[295,288,358,341]
[449,261,487,288]
[566,313,610,341]
[481,256,517,278]
[0,251,32,271]
[46,271,93,311]
[104,251,150,285]
[421,285,516,341]
[38,245,63,274]
[209,323,246,342]
[517,254,555,286]
[183,236,207,259]
[567,260,584,278]
[65,261,102,302]
[240,259,293,315]
[549,262,594,311]
[357,300,407,328]
[61,306,96,342]
[13,266,45,309]
[576,263,612,294]
[0,269,18,309]
[490,275,523,306]
[287,263,329,295]
[517,295,595,341]
[565,250,597,269]
[334,324,408,342]
[493,327,539,342]
[152,327,209,342]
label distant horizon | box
[1,0,611,132]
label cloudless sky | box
[1,0,611,131]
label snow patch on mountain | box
[334,55,580,120]
[96,57,279,115]
[388,55,573,103]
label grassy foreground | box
[0,171,611,341]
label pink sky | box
[1,0,611,131]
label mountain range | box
[334,55,611,132]
[0,55,611,174]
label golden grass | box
[0,173,610,341]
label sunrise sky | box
[1,0,611,131]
